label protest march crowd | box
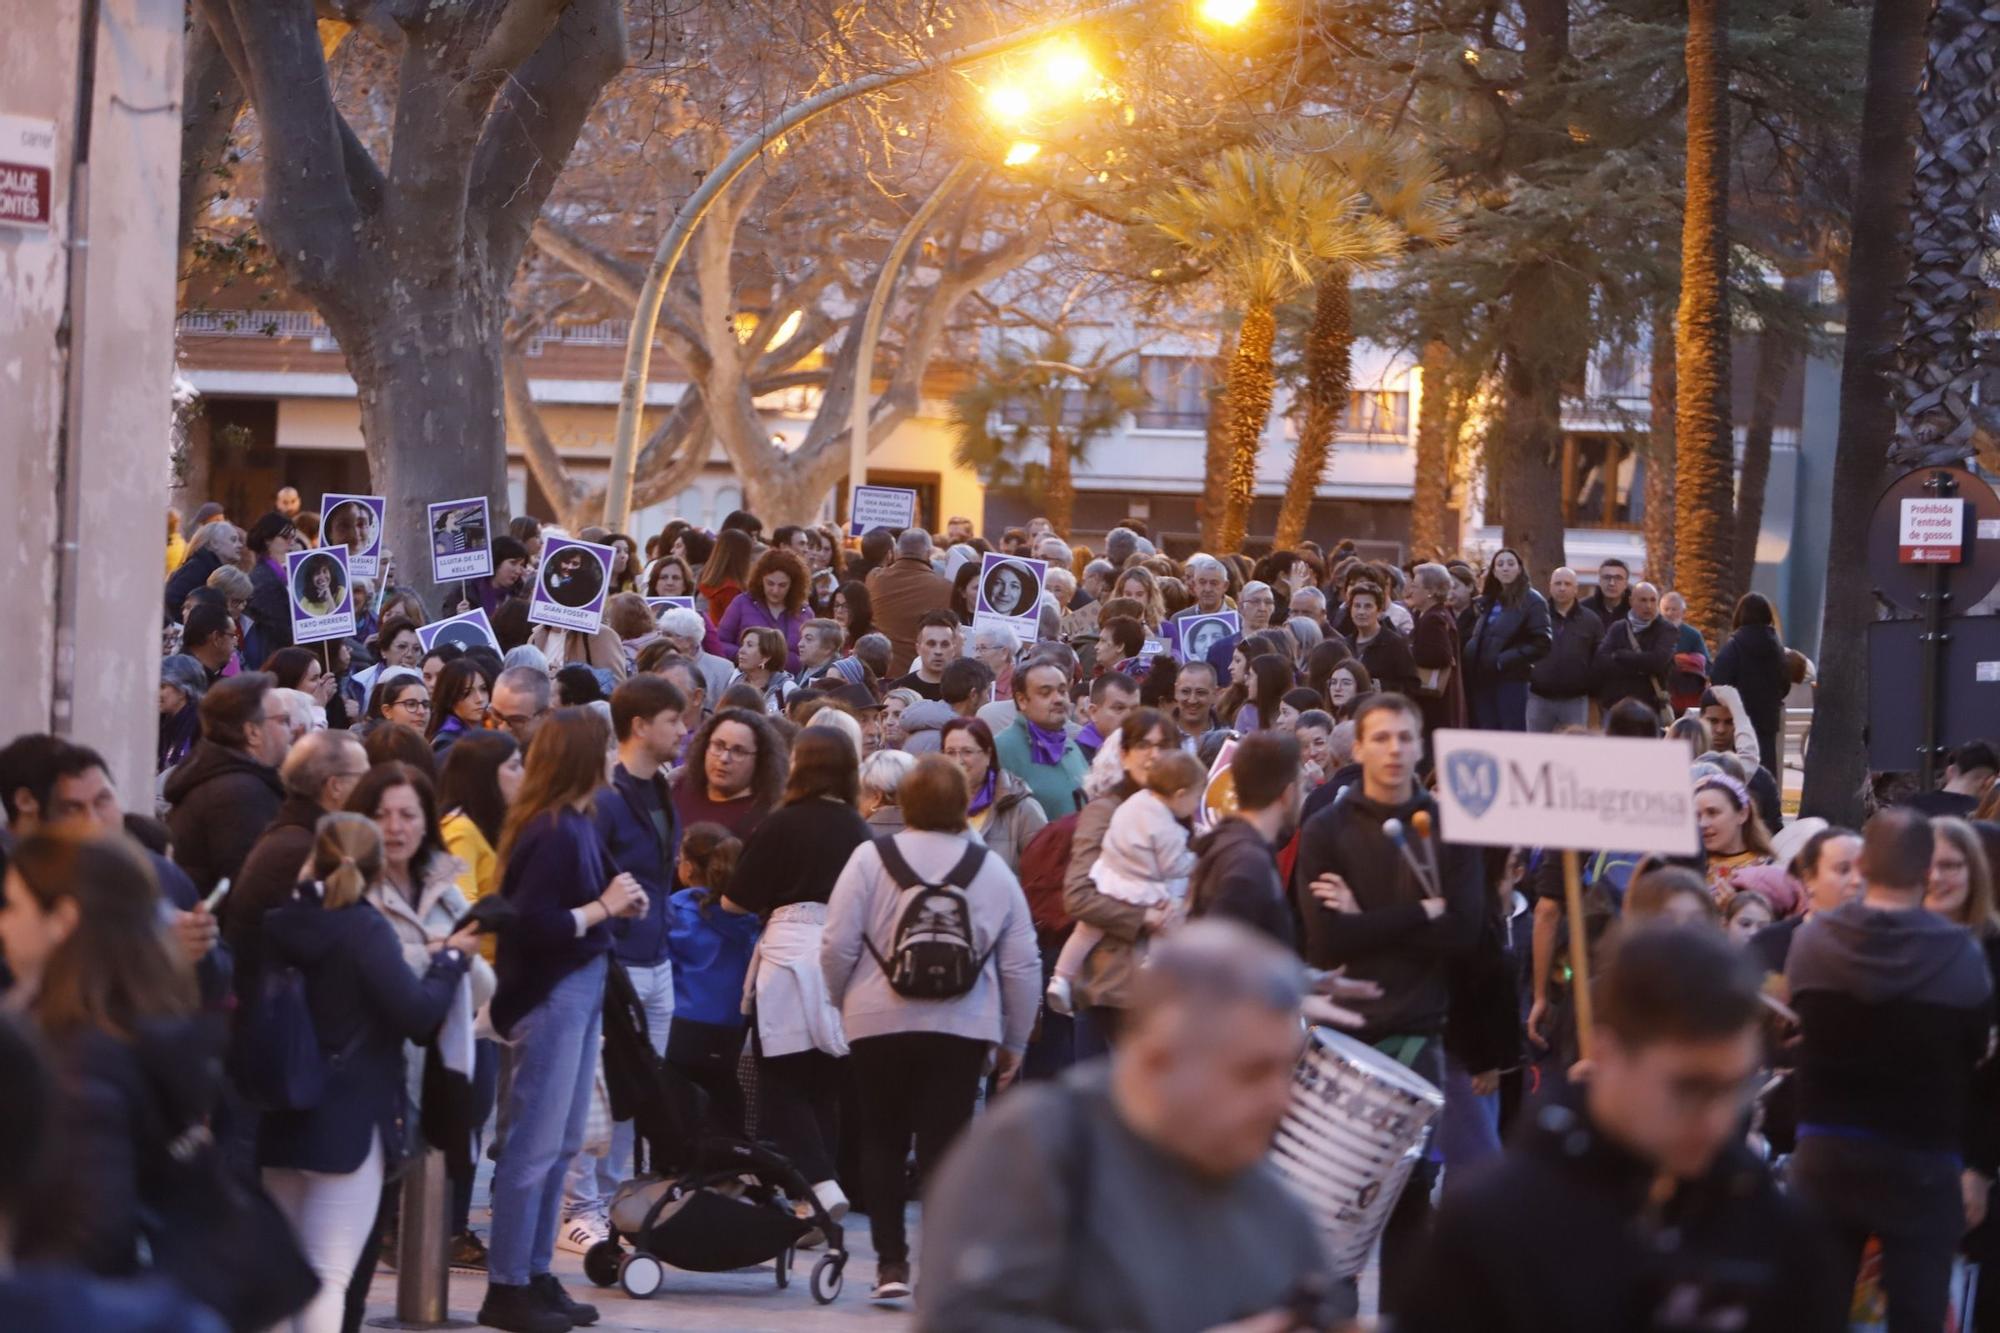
[3,486,2000,1333]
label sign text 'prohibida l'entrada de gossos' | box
[1430,729,1699,856]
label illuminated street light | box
[1035,38,1098,95]
[985,83,1035,127]
[1004,141,1043,166]
[1196,0,1256,26]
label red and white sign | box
[1899,496,1966,564]
[0,115,56,230]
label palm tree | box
[1800,0,1931,825]
[949,330,1146,536]
[1673,0,1734,640]
[1408,339,1459,559]
[1141,148,1408,552]
[1274,128,1455,548]
[1888,0,2000,469]
[1644,309,1679,590]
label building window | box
[1341,389,1409,437]
[996,387,1105,429]
[1136,356,1214,429]
[1560,434,1644,529]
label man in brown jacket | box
[867,527,953,675]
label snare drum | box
[1268,1026,1444,1277]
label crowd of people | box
[0,490,1997,1331]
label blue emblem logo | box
[1445,750,1500,819]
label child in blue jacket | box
[665,824,761,1139]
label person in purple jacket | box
[713,547,812,673]
[479,708,648,1333]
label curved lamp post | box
[599,0,1253,531]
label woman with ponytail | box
[479,708,647,1332]
[256,813,476,1333]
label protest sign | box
[321,493,385,579]
[1176,610,1241,666]
[418,608,498,654]
[849,485,919,536]
[427,496,492,582]
[529,536,615,634]
[971,553,1046,640]
[286,546,354,645]
[1431,728,1698,1059]
[646,596,697,620]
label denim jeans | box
[1438,1055,1502,1192]
[487,956,606,1286]
[1789,1132,1964,1333]
[1524,692,1588,734]
[562,959,672,1219]
[1472,678,1530,731]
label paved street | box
[364,1213,914,1331]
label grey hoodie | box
[1787,898,1993,1150]
[898,698,959,754]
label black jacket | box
[1592,615,1676,711]
[1530,602,1604,700]
[1581,587,1629,626]
[1397,1093,1842,1333]
[1188,818,1293,948]
[1356,627,1420,699]
[223,796,328,1008]
[164,741,284,896]
[164,549,222,619]
[1710,625,1788,743]
[1464,589,1553,684]
[37,1018,226,1279]
[1291,786,1483,1042]
[1787,899,1993,1153]
[594,762,680,967]
[245,560,293,660]
[257,889,469,1174]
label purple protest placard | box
[286,546,355,644]
[529,536,615,634]
[321,492,385,579]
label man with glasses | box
[489,665,552,745]
[1399,926,1841,1333]
[670,708,780,839]
[164,672,290,897]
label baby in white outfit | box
[1047,749,1208,1016]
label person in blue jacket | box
[480,708,647,1333]
[559,677,691,1245]
[665,822,761,1138]
[258,812,475,1333]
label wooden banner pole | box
[1562,848,1595,1063]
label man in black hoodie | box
[1399,926,1842,1333]
[164,673,289,895]
[1787,807,1993,1330]
[1527,566,1603,733]
[1189,732,1302,947]
[1290,692,1484,1312]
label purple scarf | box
[968,769,999,815]
[1024,717,1068,766]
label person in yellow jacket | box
[437,729,524,962]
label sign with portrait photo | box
[1174,610,1241,667]
[646,596,697,620]
[529,536,615,634]
[286,546,355,644]
[321,492,385,579]
[417,608,499,655]
[972,552,1047,641]
[849,484,919,537]
[427,496,492,582]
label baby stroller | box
[580,959,851,1303]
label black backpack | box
[863,838,993,1000]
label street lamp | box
[598,0,1256,532]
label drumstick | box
[1381,819,1440,899]
[1408,809,1443,893]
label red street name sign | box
[1899,496,1966,564]
[0,115,56,230]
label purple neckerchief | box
[262,555,284,578]
[968,768,999,815]
[1024,717,1068,766]
[1076,721,1105,753]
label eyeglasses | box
[710,743,758,761]
[392,698,432,714]
[495,710,544,730]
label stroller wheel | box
[810,1253,844,1305]
[620,1252,666,1300]
[582,1239,623,1288]
[775,1248,791,1288]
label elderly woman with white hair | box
[858,748,918,834]
[970,622,1021,699]
[657,604,737,704]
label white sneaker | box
[811,1179,850,1225]
[1045,975,1075,1017]
[555,1213,607,1255]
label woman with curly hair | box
[715,547,812,671]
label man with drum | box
[917,922,1339,1332]
[1289,691,1485,1313]
[1397,926,1841,1333]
